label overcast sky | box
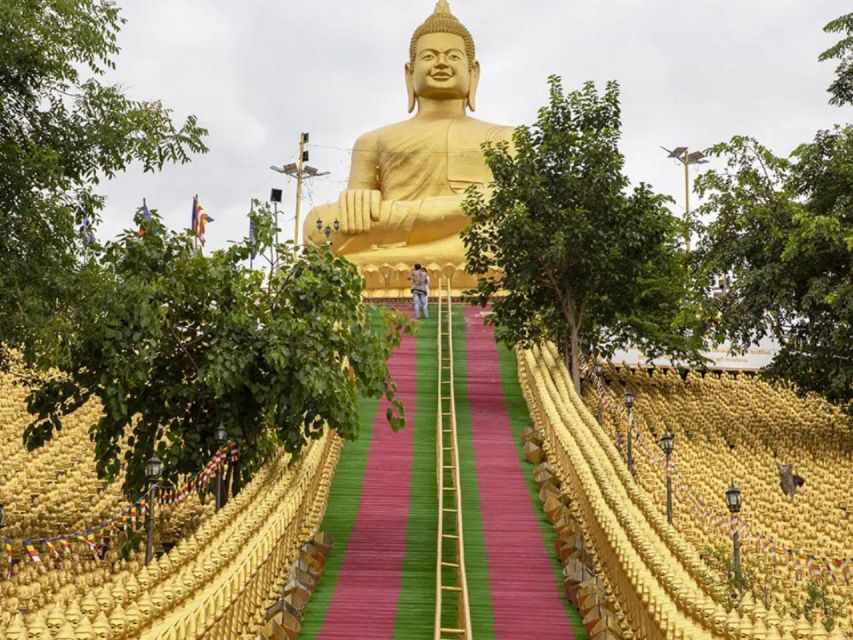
[97,0,851,252]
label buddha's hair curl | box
[409,11,476,69]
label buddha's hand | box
[338,189,382,234]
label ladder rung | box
[442,533,459,539]
[441,561,460,568]
[441,628,466,634]
[441,585,462,591]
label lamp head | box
[725,482,742,514]
[660,432,674,456]
[624,389,634,409]
[214,424,227,446]
[0,501,5,528]
[145,455,163,482]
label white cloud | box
[97,0,851,251]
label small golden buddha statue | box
[91,612,110,640]
[304,0,513,290]
[56,623,76,640]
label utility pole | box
[294,132,307,257]
[661,146,708,251]
[270,132,329,257]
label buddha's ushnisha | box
[304,0,513,268]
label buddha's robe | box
[306,115,513,266]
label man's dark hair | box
[414,263,422,270]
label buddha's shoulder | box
[352,117,514,148]
[456,116,515,143]
[351,120,414,149]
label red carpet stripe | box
[463,306,576,639]
[316,332,417,639]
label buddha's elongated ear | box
[467,60,480,112]
[405,63,417,113]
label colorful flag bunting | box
[24,541,41,563]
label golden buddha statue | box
[304,0,513,294]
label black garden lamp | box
[214,424,228,512]
[660,432,674,524]
[623,390,635,475]
[593,363,605,424]
[144,455,162,565]
[725,482,744,590]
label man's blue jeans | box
[413,291,429,319]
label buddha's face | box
[411,32,470,101]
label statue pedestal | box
[356,262,483,299]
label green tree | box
[0,0,208,369]
[463,76,705,393]
[820,12,853,107]
[695,132,852,409]
[24,205,407,497]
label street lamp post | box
[725,482,744,591]
[144,455,162,565]
[315,217,340,246]
[214,425,228,512]
[594,363,604,425]
[624,390,635,476]
[661,146,709,251]
[660,432,674,524]
[270,132,330,256]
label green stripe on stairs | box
[451,305,499,638]
[495,341,589,639]
[392,316,438,638]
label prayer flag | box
[198,211,214,246]
[24,541,41,563]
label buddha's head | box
[406,0,479,112]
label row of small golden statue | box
[519,342,850,638]
[1,431,340,640]
[257,531,334,640]
[588,364,853,634]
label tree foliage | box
[0,0,208,369]
[24,205,407,497]
[820,12,853,107]
[463,76,705,392]
[695,131,852,408]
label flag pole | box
[249,198,254,271]
[194,193,199,251]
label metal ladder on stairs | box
[434,280,473,640]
